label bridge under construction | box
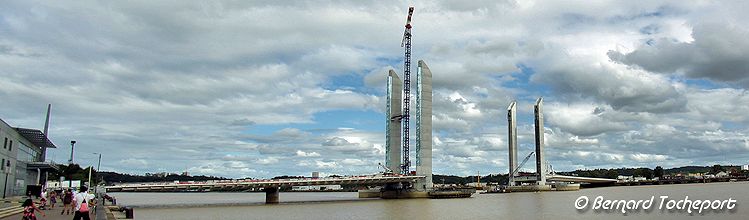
[106,6,469,203]
[504,98,616,192]
[104,5,617,203]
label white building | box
[617,175,633,182]
[466,182,487,188]
[1,118,58,197]
[742,165,748,171]
[716,171,729,178]
[45,180,81,190]
[291,185,342,191]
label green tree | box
[632,168,652,179]
[654,166,664,178]
[48,164,103,186]
[711,164,724,174]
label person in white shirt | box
[72,186,95,220]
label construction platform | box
[359,188,474,199]
[506,184,552,192]
[487,183,580,193]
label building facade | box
[291,185,342,191]
[0,118,57,197]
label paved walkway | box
[0,208,96,220]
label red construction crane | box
[401,6,414,175]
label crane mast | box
[511,152,535,177]
[400,6,414,175]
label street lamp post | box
[96,153,101,172]
[68,141,76,164]
[68,140,76,190]
[93,153,102,195]
[87,166,92,189]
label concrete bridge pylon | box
[534,97,546,186]
[507,101,518,186]
[415,60,433,191]
[506,97,547,187]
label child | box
[39,197,47,210]
[21,198,45,220]
[49,190,57,209]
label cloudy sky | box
[2,1,749,178]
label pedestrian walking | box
[72,186,95,220]
[21,198,45,220]
[49,191,57,209]
[61,189,73,215]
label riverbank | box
[108,181,746,208]
[114,182,747,220]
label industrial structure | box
[106,5,472,202]
[0,105,58,197]
[504,98,616,192]
[504,98,553,190]
[376,6,462,198]
[385,70,402,175]
[505,98,551,190]
[400,6,414,175]
[507,101,517,186]
[383,6,437,193]
[414,60,433,191]
[534,97,547,186]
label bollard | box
[124,207,134,219]
[112,197,117,205]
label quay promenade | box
[0,198,107,220]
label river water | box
[110,182,748,220]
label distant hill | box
[99,171,229,184]
[433,164,746,185]
[563,165,743,179]
[51,163,743,186]
[664,165,728,175]
[48,164,229,186]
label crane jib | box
[401,6,414,175]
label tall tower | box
[534,97,546,185]
[415,60,433,190]
[400,6,415,174]
[386,70,403,174]
[507,101,517,186]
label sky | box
[1,0,749,179]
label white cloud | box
[1,1,747,178]
[315,161,339,169]
[256,157,280,165]
[568,136,599,145]
[295,150,321,158]
[629,153,668,162]
[340,158,367,166]
[609,23,749,87]
[545,102,628,136]
[119,159,149,168]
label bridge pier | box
[264,187,279,204]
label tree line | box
[49,164,227,186]
[433,164,746,185]
[47,164,746,186]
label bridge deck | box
[512,174,617,184]
[547,174,617,183]
[106,175,425,192]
